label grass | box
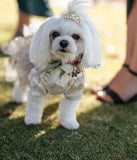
[0,0,137,159]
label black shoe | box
[97,65,137,104]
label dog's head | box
[30,0,102,69]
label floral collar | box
[38,53,83,78]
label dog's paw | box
[24,116,41,125]
[61,120,80,130]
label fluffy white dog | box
[3,0,102,129]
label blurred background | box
[0,0,127,92]
[0,0,126,57]
[0,0,127,87]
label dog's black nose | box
[60,40,69,48]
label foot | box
[91,66,126,94]
[96,67,137,103]
[91,86,104,94]
[60,117,79,130]
[24,115,41,125]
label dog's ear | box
[29,18,56,68]
[82,19,103,69]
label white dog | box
[3,0,102,129]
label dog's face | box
[49,23,85,63]
[29,4,102,69]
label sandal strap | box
[123,63,129,68]
[102,85,108,91]
[105,87,124,103]
[123,64,137,76]
[128,67,137,76]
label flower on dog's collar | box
[64,12,81,24]
[67,54,83,66]
[38,53,83,79]
[67,54,83,77]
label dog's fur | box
[2,0,102,129]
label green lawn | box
[0,0,137,159]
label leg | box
[129,1,137,72]
[91,1,136,95]
[13,80,28,103]
[13,10,30,38]
[95,1,137,103]
[24,90,46,125]
[59,91,83,130]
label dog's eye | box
[52,31,60,38]
[72,34,80,40]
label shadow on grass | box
[0,101,20,111]
[0,97,137,159]
[43,102,59,118]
